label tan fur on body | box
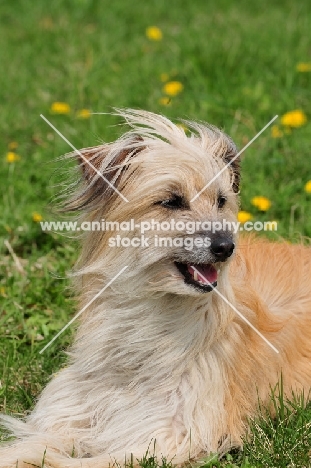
[1,109,311,467]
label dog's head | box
[66,109,240,297]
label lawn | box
[0,0,311,466]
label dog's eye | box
[217,195,227,209]
[157,194,188,210]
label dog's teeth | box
[193,271,198,281]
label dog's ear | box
[222,143,240,193]
[77,142,142,184]
[66,137,144,211]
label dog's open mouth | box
[175,262,218,292]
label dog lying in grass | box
[1,109,311,467]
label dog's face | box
[67,110,240,297]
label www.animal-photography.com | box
[1,2,311,468]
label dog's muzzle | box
[175,233,235,293]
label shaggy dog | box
[1,109,311,467]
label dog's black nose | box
[210,237,235,261]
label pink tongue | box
[188,264,218,284]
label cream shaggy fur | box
[1,109,311,467]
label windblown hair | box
[58,110,239,217]
[0,110,311,468]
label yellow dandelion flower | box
[146,26,163,41]
[280,110,307,128]
[163,81,183,97]
[160,73,169,82]
[159,96,171,106]
[8,141,18,150]
[32,212,43,222]
[76,109,91,119]
[251,196,271,211]
[304,180,311,193]
[271,125,283,138]
[296,62,311,72]
[6,152,20,163]
[0,286,6,296]
[50,102,71,114]
[237,211,253,223]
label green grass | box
[1,0,311,466]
